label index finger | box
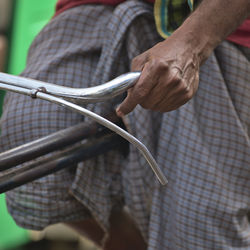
[116,61,160,116]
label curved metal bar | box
[0,82,168,185]
[38,92,168,185]
[0,72,140,103]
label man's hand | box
[116,0,250,117]
[116,36,200,116]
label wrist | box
[174,14,220,65]
[172,0,250,65]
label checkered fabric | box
[0,1,250,249]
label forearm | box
[116,0,250,115]
[175,0,250,63]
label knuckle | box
[131,61,139,71]
[132,56,140,66]
[184,88,193,100]
[172,75,182,85]
[157,59,168,70]
[144,58,169,75]
[137,87,148,100]
[154,59,169,72]
[179,80,190,93]
[131,52,148,70]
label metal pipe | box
[0,134,124,194]
[0,114,122,171]
[0,75,168,185]
[0,72,140,103]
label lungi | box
[0,1,250,249]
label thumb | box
[116,92,137,117]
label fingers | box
[116,43,200,116]
[116,59,167,116]
[140,68,182,110]
[131,51,149,71]
[116,52,150,117]
[154,69,199,112]
[116,90,137,116]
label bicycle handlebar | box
[0,72,141,103]
[0,72,168,185]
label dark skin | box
[66,208,147,250]
[67,1,250,249]
[116,0,250,116]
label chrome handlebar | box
[0,72,141,103]
[0,72,168,185]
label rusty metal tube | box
[0,113,121,171]
[0,134,124,194]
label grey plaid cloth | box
[1,1,250,249]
